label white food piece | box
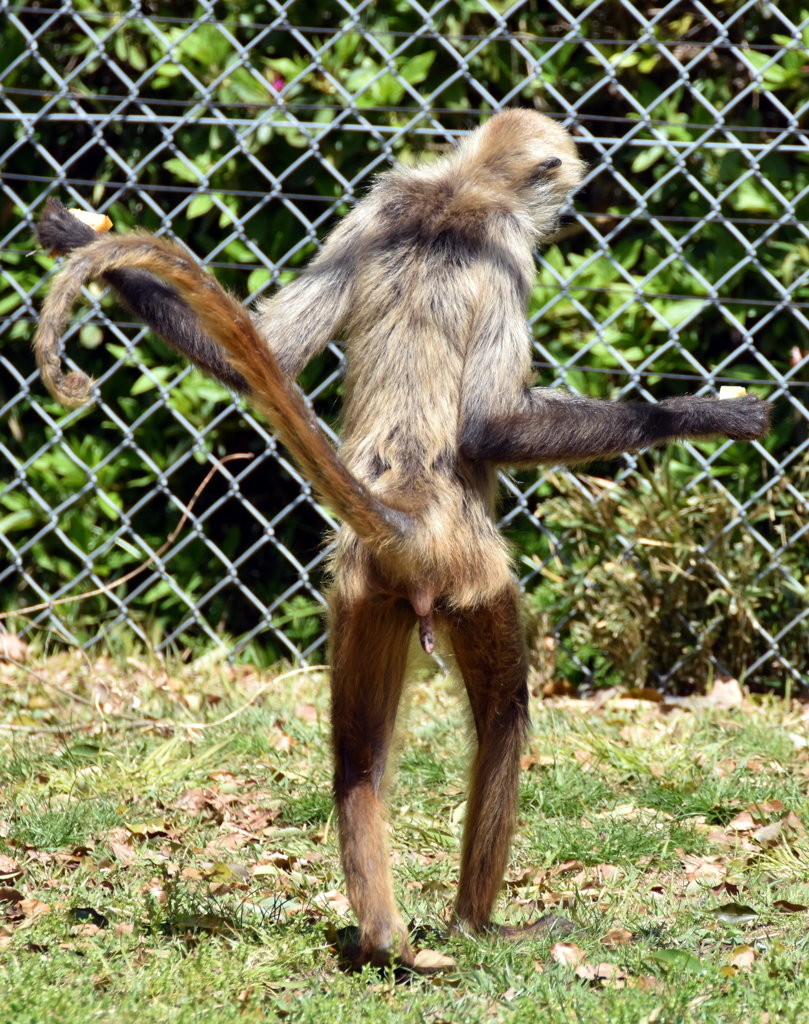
[68,208,113,233]
[718,385,747,399]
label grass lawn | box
[1,645,808,1023]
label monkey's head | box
[460,109,585,235]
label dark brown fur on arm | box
[458,222,770,468]
[461,390,771,466]
[36,199,249,393]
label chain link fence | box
[1,1,807,688]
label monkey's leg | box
[446,585,530,933]
[330,594,416,966]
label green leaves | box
[649,949,706,974]
[525,449,809,691]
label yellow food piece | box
[68,209,113,232]
[718,385,747,399]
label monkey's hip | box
[329,519,513,612]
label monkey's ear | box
[531,156,562,179]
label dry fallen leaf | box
[773,899,808,914]
[550,941,587,967]
[726,811,757,832]
[202,832,253,856]
[411,948,457,972]
[637,976,666,994]
[549,860,586,877]
[706,676,744,708]
[584,863,622,887]
[294,703,318,723]
[751,799,784,815]
[19,898,51,919]
[108,840,137,867]
[73,922,104,937]
[681,853,727,884]
[142,878,167,905]
[0,856,22,882]
[0,634,28,661]
[727,945,756,972]
[601,927,633,948]
[311,889,352,918]
[541,677,574,698]
[753,821,783,847]
[623,687,664,703]
[520,752,556,770]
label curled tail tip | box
[41,368,95,409]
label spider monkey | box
[33,109,770,968]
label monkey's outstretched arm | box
[36,200,249,393]
[461,390,771,465]
[32,233,412,550]
[458,261,770,466]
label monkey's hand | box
[36,198,99,256]
[660,393,771,442]
[722,394,771,441]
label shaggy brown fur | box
[33,109,770,967]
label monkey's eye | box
[532,156,562,179]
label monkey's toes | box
[410,948,458,973]
[450,911,576,943]
[329,923,456,974]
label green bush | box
[525,450,809,693]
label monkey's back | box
[332,174,528,608]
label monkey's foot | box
[331,925,456,974]
[330,923,413,971]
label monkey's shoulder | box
[369,169,527,252]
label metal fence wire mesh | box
[1,1,807,688]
